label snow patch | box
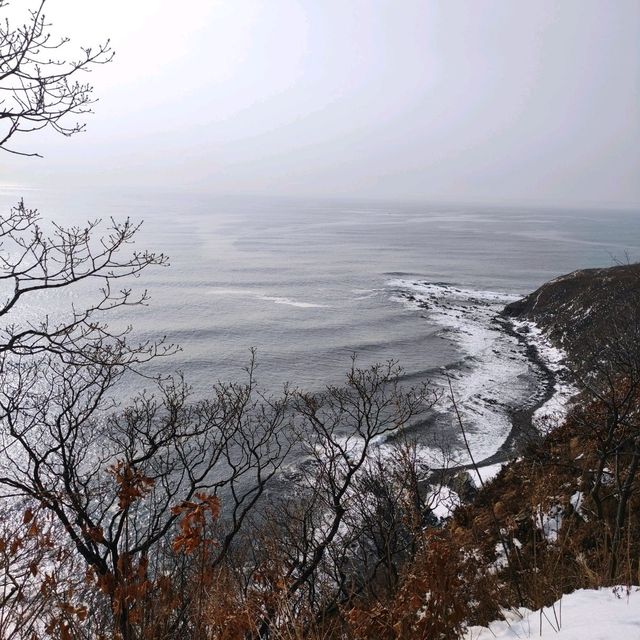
[537,503,563,543]
[428,485,461,520]
[570,491,585,519]
[466,586,640,639]
[512,320,578,429]
[470,462,505,488]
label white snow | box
[470,462,505,488]
[512,320,578,430]
[428,484,461,520]
[539,504,563,543]
[570,491,585,519]
[466,586,640,639]
[493,541,509,571]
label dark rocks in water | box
[503,263,640,369]
[403,292,430,310]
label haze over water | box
[1,184,638,467]
[3,187,637,394]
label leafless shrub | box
[0,0,113,156]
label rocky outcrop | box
[503,263,640,369]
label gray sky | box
[2,0,639,208]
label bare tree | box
[0,7,457,636]
[236,361,440,638]
[0,202,163,636]
[568,296,640,579]
[0,201,172,368]
[1,0,112,156]
[0,4,294,637]
[0,296,293,639]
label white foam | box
[206,287,256,296]
[351,288,380,300]
[205,287,328,309]
[258,296,328,309]
[388,279,538,465]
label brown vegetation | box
[1,269,638,640]
[2,3,639,637]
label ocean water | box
[1,187,638,464]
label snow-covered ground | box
[470,461,504,487]
[512,319,578,430]
[466,587,640,639]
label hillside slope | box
[503,263,640,368]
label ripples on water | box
[1,188,638,461]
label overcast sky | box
[2,0,639,208]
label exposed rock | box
[503,263,640,369]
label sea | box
[1,187,638,468]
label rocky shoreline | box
[434,313,570,503]
[450,262,639,489]
[473,315,559,467]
